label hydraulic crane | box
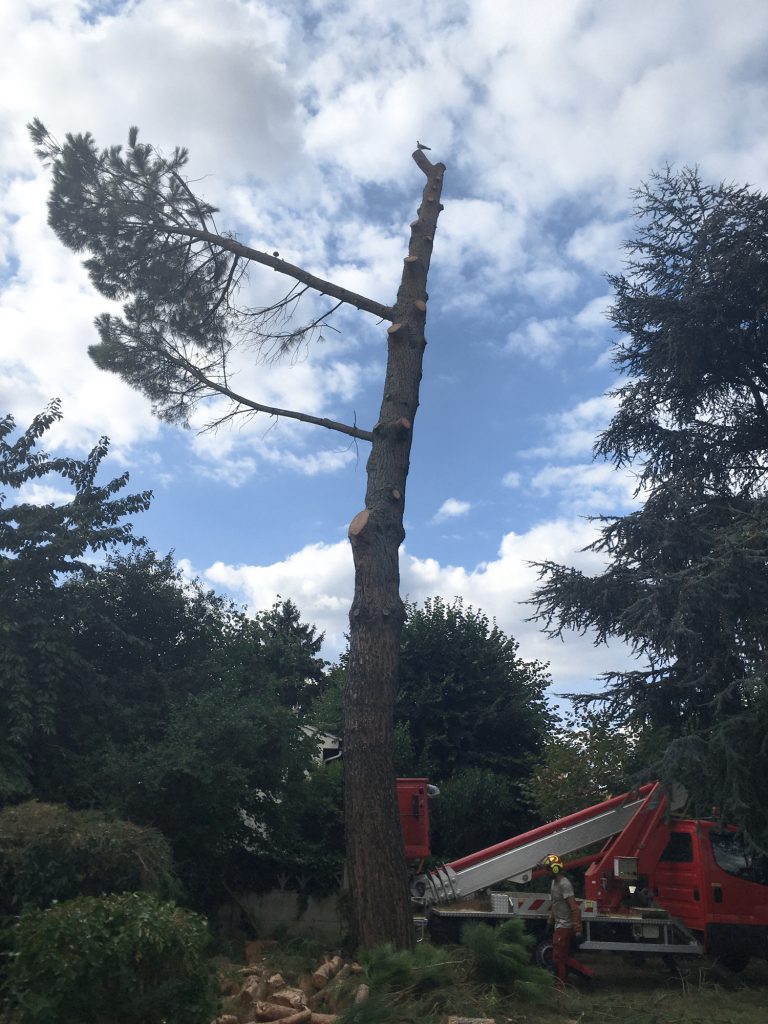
[397,778,768,972]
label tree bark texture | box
[343,149,446,950]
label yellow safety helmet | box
[543,853,564,874]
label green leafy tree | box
[395,597,553,854]
[32,118,448,948]
[15,548,324,904]
[46,553,326,800]
[527,708,644,822]
[315,599,553,857]
[532,168,768,846]
[257,759,346,894]
[25,549,233,802]
[396,597,553,784]
[428,767,531,858]
[96,679,315,905]
[0,401,150,802]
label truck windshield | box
[710,832,768,885]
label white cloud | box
[14,482,73,506]
[463,0,768,211]
[505,292,617,365]
[0,0,300,180]
[263,447,357,477]
[432,498,471,523]
[204,540,355,654]
[505,392,639,513]
[574,295,614,332]
[0,175,159,453]
[201,515,633,691]
[567,222,629,274]
[530,462,639,514]
[526,394,619,461]
[522,265,580,303]
[195,454,259,488]
[506,318,566,363]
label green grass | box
[519,953,768,1024]
[338,948,768,1024]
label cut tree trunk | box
[343,148,446,950]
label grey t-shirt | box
[550,875,575,929]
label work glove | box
[572,931,585,948]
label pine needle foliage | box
[337,995,399,1024]
[462,920,551,998]
[342,932,552,1024]
[361,940,457,995]
[27,120,357,431]
[337,943,460,1024]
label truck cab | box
[653,821,768,969]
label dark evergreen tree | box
[31,119,447,948]
[257,598,328,713]
[532,168,768,847]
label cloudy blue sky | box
[2,0,768,695]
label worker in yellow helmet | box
[543,854,593,985]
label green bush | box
[8,891,217,1024]
[342,934,553,1024]
[337,943,460,1024]
[0,802,178,914]
[361,941,455,993]
[462,919,551,997]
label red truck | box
[397,778,768,972]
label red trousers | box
[552,927,593,983]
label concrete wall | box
[221,889,344,942]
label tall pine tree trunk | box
[343,150,445,950]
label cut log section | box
[311,955,343,990]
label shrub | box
[342,934,552,1024]
[361,941,454,993]
[337,943,459,1024]
[462,919,551,997]
[8,891,217,1024]
[0,802,178,914]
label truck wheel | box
[716,950,750,974]
[534,938,554,972]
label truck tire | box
[707,925,756,973]
[716,949,751,974]
[533,937,554,972]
